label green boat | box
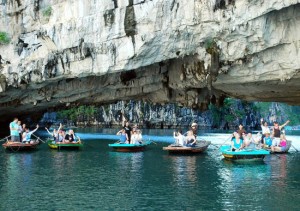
[47,140,83,149]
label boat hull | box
[163,141,211,154]
[221,146,270,161]
[47,140,83,150]
[2,141,39,151]
[108,143,148,152]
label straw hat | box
[191,123,198,127]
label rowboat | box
[264,140,292,153]
[47,140,83,149]
[2,140,39,151]
[220,145,270,161]
[108,141,150,152]
[163,141,211,154]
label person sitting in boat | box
[271,120,290,147]
[190,122,198,138]
[253,132,262,149]
[186,131,197,147]
[116,129,129,144]
[131,129,143,144]
[243,133,255,149]
[65,129,80,143]
[236,124,247,140]
[56,130,65,143]
[22,124,39,144]
[173,129,185,146]
[45,123,62,142]
[271,134,287,152]
[263,133,273,147]
[231,133,243,151]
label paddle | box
[214,134,233,150]
[0,135,11,142]
[291,144,299,152]
[32,134,46,143]
[147,138,157,145]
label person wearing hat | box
[263,132,273,147]
[190,122,198,137]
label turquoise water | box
[0,129,299,210]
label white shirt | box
[261,125,270,134]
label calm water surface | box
[0,129,299,210]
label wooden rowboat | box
[220,145,270,161]
[108,142,150,152]
[163,141,211,154]
[47,140,83,149]
[2,140,39,151]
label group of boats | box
[1,137,83,151]
[1,135,294,162]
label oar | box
[32,134,45,143]
[148,138,157,145]
[214,134,233,150]
[0,135,11,142]
[291,144,299,152]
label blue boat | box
[108,141,150,152]
[220,145,270,161]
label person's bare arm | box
[280,120,290,130]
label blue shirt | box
[119,134,127,143]
[233,138,243,149]
[264,137,272,146]
[9,122,19,136]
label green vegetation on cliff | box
[55,100,300,128]
[0,32,10,45]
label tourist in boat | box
[263,133,273,147]
[22,125,39,143]
[253,132,263,149]
[231,133,243,151]
[236,124,247,139]
[260,118,270,143]
[131,129,143,144]
[17,120,23,141]
[9,117,20,142]
[243,133,254,148]
[123,120,132,144]
[190,122,198,137]
[64,129,80,143]
[45,123,62,142]
[173,129,185,146]
[272,120,290,147]
[186,131,197,147]
[116,129,129,144]
[271,134,287,152]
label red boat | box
[2,141,39,151]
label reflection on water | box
[0,129,300,210]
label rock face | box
[1,0,300,121]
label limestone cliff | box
[1,0,300,121]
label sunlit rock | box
[0,0,300,121]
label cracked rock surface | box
[0,0,300,120]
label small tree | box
[0,32,10,45]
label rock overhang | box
[0,0,300,122]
